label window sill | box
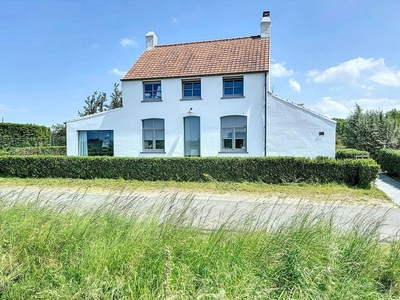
[142,99,162,102]
[221,96,245,99]
[218,151,248,154]
[140,151,166,154]
[180,97,202,101]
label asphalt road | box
[1,186,399,242]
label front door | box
[184,116,200,157]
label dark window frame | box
[223,77,244,98]
[143,81,162,101]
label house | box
[66,11,336,158]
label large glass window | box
[223,77,244,97]
[143,82,162,100]
[182,80,201,99]
[78,130,114,156]
[142,119,165,151]
[221,116,247,151]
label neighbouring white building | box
[66,11,336,158]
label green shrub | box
[378,149,400,176]
[7,147,66,156]
[0,156,379,188]
[336,148,370,159]
[0,123,51,149]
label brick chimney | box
[261,11,271,39]
[146,31,158,50]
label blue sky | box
[1,0,399,127]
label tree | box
[51,123,66,146]
[78,91,108,117]
[109,83,123,109]
[343,104,400,158]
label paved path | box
[375,173,400,205]
[0,185,400,242]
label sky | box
[0,0,399,127]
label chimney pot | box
[263,11,270,17]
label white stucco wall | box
[66,73,336,158]
[67,73,266,157]
[266,93,336,158]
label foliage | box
[78,83,123,116]
[0,156,379,188]
[3,147,66,156]
[336,148,370,159]
[333,117,346,148]
[0,123,51,149]
[378,149,400,177]
[78,91,108,117]
[0,199,398,298]
[50,123,66,146]
[109,83,123,109]
[343,104,400,159]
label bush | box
[378,149,400,176]
[336,148,370,160]
[0,123,51,149]
[6,147,66,156]
[0,156,379,188]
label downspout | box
[264,71,268,156]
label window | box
[142,119,165,151]
[78,130,114,156]
[143,82,162,100]
[182,80,201,99]
[223,77,243,97]
[221,116,247,151]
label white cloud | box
[307,57,383,85]
[171,17,178,24]
[108,68,126,76]
[289,79,301,92]
[271,62,293,77]
[371,69,400,87]
[307,57,400,87]
[353,98,400,112]
[120,37,137,48]
[312,97,350,118]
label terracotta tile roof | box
[122,36,270,80]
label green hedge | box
[5,147,66,156]
[378,149,400,176]
[0,156,379,188]
[0,123,51,149]
[336,148,370,159]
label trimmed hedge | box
[0,156,379,188]
[5,147,66,156]
[336,148,370,160]
[0,123,51,149]
[378,149,400,176]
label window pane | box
[193,83,201,89]
[234,80,243,88]
[144,84,152,92]
[155,140,164,149]
[224,87,233,95]
[224,80,233,88]
[234,87,243,95]
[193,90,201,97]
[143,119,153,128]
[184,90,192,97]
[221,117,233,127]
[221,128,233,138]
[144,140,153,149]
[143,130,153,140]
[155,130,164,140]
[184,82,193,89]
[223,139,232,149]
[154,119,164,128]
[235,139,245,149]
[234,116,247,127]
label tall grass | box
[0,194,399,299]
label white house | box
[66,11,336,158]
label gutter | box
[264,71,268,156]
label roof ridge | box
[155,35,262,48]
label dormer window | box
[223,77,244,98]
[143,81,162,101]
